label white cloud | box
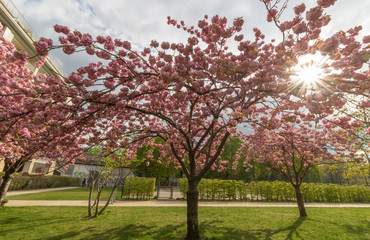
[9,0,370,74]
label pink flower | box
[351,121,362,127]
[306,6,323,21]
[67,32,80,44]
[187,37,198,46]
[233,17,244,31]
[123,41,131,50]
[81,34,93,45]
[19,128,31,138]
[58,36,68,44]
[317,0,336,8]
[96,35,106,44]
[363,35,370,43]
[33,38,53,57]
[294,3,306,15]
[35,60,44,68]
[366,127,370,135]
[267,9,278,22]
[53,24,70,35]
[104,41,115,51]
[85,46,95,55]
[293,23,307,34]
[150,40,159,48]
[280,21,293,31]
[62,45,76,55]
[104,80,115,89]
[320,36,339,53]
[234,34,244,41]
[161,42,170,50]
[14,51,28,61]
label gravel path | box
[7,200,370,208]
[7,187,81,196]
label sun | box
[291,53,325,90]
[296,64,322,85]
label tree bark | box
[98,184,118,216]
[186,179,200,240]
[294,185,307,217]
[0,170,15,207]
[94,186,103,218]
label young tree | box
[34,0,369,238]
[86,148,131,218]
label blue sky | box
[10,0,370,74]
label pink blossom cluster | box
[317,0,337,8]
[267,9,278,22]
[33,37,53,57]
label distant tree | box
[243,113,361,217]
[135,138,181,180]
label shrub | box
[0,172,82,191]
[179,178,370,203]
[123,177,155,200]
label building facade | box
[0,0,65,175]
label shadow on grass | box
[1,216,307,240]
[264,217,306,240]
[0,215,81,237]
[36,231,82,240]
[200,220,261,240]
[200,217,306,240]
[37,223,186,240]
[340,220,370,238]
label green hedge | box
[0,173,82,191]
[179,179,370,203]
[123,177,156,200]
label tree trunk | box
[94,186,103,218]
[186,179,200,240]
[88,185,94,217]
[87,178,97,217]
[0,170,15,207]
[98,184,118,216]
[294,185,307,217]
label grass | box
[0,207,369,239]
[8,187,123,201]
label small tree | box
[86,148,131,217]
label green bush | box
[123,177,155,200]
[0,173,82,191]
[179,178,370,203]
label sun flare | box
[290,53,325,92]
[296,64,323,85]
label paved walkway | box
[7,187,80,196]
[6,187,370,207]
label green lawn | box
[0,207,369,239]
[8,187,122,201]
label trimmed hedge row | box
[179,179,370,203]
[123,177,156,200]
[0,173,82,191]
